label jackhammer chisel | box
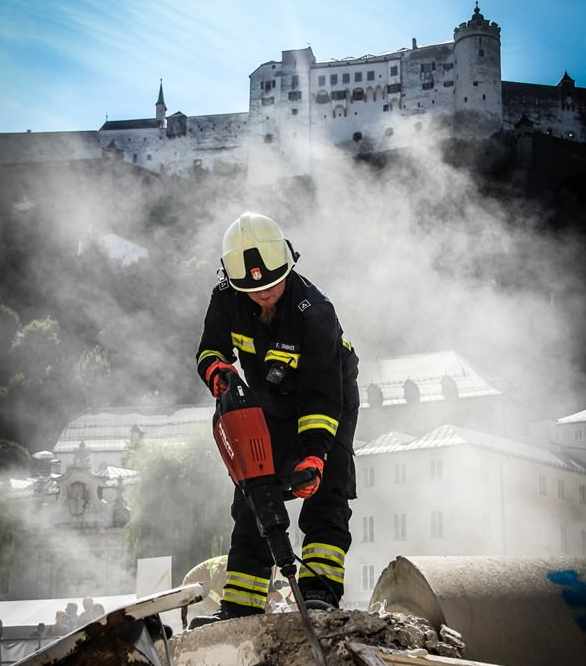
[212,373,328,666]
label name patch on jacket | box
[298,299,311,312]
[273,341,301,353]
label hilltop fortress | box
[1,5,584,182]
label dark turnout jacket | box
[196,271,359,461]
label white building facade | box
[298,423,586,610]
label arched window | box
[352,88,364,101]
[316,90,330,104]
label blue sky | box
[1,0,584,134]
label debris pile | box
[165,608,466,665]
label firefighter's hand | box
[204,360,239,398]
[290,456,324,499]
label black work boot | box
[301,588,339,611]
[189,601,263,629]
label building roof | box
[405,424,586,473]
[557,409,586,425]
[359,349,501,407]
[99,118,162,131]
[53,404,215,455]
[355,431,416,456]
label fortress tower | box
[453,3,502,135]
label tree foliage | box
[124,435,233,585]
[0,438,31,474]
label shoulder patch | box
[219,280,230,291]
[298,299,311,312]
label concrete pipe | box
[369,555,586,666]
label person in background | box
[91,603,106,620]
[64,602,79,631]
[48,610,69,636]
[29,623,47,652]
[195,212,359,623]
[180,555,228,629]
[78,597,95,626]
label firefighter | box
[180,555,227,629]
[194,212,359,622]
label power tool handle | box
[283,468,317,501]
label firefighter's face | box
[247,279,286,307]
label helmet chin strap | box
[286,239,300,263]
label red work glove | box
[204,360,239,398]
[291,455,324,499]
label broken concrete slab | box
[162,608,468,666]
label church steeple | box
[156,79,167,128]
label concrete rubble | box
[162,608,467,665]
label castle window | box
[261,97,275,106]
[422,81,434,90]
[443,81,454,87]
[331,90,347,101]
[473,81,479,86]
[421,63,435,73]
[444,63,454,71]
[146,154,152,161]
[387,83,401,94]
[390,65,398,76]
[291,108,298,115]
[367,70,375,81]
[288,90,302,101]
[317,90,330,103]
[479,49,484,57]
[352,132,363,141]
[132,154,137,163]
[330,74,338,85]
[352,88,364,101]
[354,72,362,82]
[464,96,468,103]
[291,75,299,88]
[482,94,486,100]
[318,75,326,86]
[343,73,350,83]
[383,104,389,112]
[264,134,273,143]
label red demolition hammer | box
[212,372,327,666]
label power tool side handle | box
[283,468,317,501]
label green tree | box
[0,304,20,387]
[124,434,233,585]
[0,439,31,474]
[4,317,85,450]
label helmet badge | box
[251,267,263,281]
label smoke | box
[265,137,586,420]
[2,127,585,606]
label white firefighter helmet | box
[221,212,298,292]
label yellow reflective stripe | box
[298,414,339,436]
[341,338,353,351]
[231,332,256,354]
[222,587,266,609]
[302,542,346,567]
[299,562,344,584]
[300,542,346,584]
[208,589,222,605]
[264,349,300,369]
[198,349,229,365]
[225,571,270,594]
